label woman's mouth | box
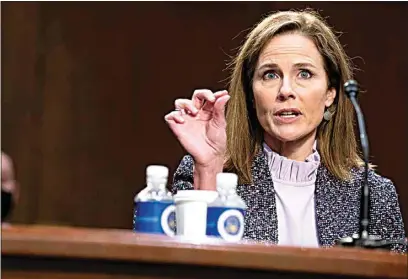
[274,108,302,123]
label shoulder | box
[321,165,406,252]
[350,167,398,198]
[317,165,402,214]
[319,164,397,194]
[349,167,404,226]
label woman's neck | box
[263,132,317,162]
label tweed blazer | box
[172,152,407,253]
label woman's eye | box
[263,71,279,80]
[298,69,313,79]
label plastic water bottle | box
[206,173,246,242]
[133,165,175,236]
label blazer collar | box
[249,150,359,246]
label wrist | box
[193,159,224,190]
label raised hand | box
[165,89,230,189]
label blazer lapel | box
[239,151,278,243]
[240,152,361,247]
[314,165,361,247]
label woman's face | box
[252,33,336,145]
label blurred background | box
[2,2,407,231]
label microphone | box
[336,80,407,250]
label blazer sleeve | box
[171,155,195,195]
[369,172,407,253]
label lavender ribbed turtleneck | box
[262,142,321,247]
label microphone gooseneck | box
[344,80,370,240]
[336,80,407,250]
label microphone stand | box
[336,80,407,250]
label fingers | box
[213,90,229,99]
[173,89,229,114]
[192,89,216,109]
[191,89,228,109]
[201,90,228,111]
[165,89,229,125]
[174,99,198,115]
[164,111,185,124]
[212,94,230,127]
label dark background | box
[2,2,407,231]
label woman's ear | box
[325,87,336,107]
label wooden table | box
[2,224,407,279]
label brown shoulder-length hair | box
[224,9,364,184]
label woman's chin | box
[263,124,317,144]
[276,135,303,143]
[266,130,313,143]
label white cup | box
[174,190,218,239]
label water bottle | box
[206,173,246,242]
[133,165,176,236]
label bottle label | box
[133,201,176,236]
[206,207,245,242]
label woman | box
[164,10,406,252]
[2,152,18,223]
